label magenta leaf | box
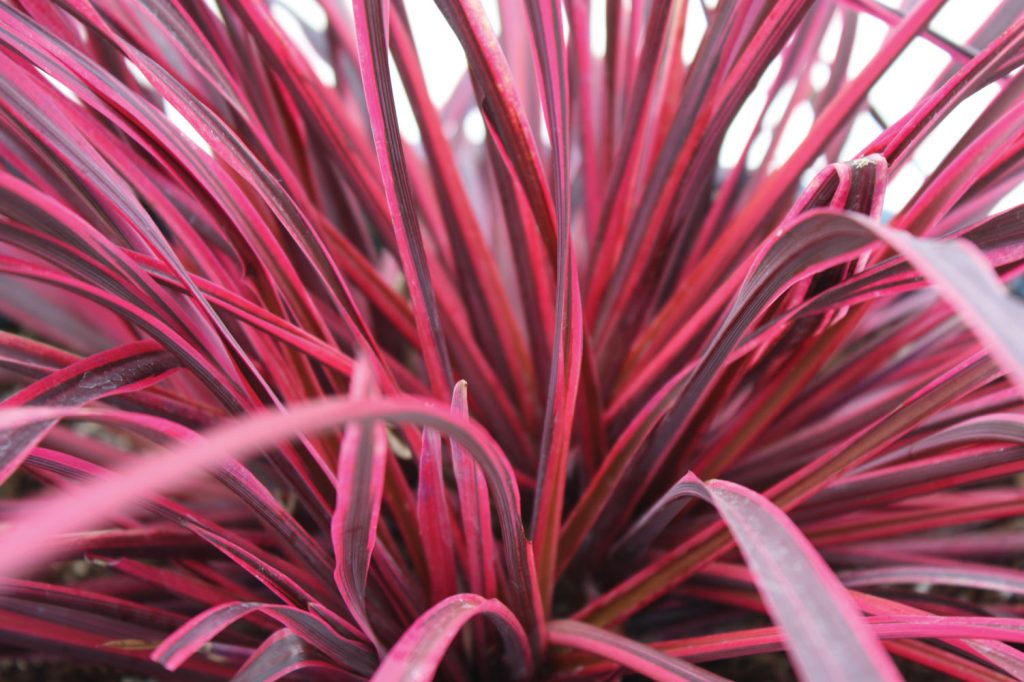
[449,381,497,598]
[151,601,374,675]
[331,362,389,652]
[521,0,587,618]
[2,1,1024,679]
[667,474,901,681]
[372,594,532,682]
[0,340,176,484]
[548,619,727,682]
[0,397,540,641]
[875,225,1024,392]
[416,425,458,604]
[350,0,453,397]
[233,630,356,682]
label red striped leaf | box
[371,594,532,681]
[547,619,727,682]
[664,474,901,682]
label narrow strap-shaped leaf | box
[183,524,336,614]
[233,630,357,682]
[876,16,1024,168]
[644,0,947,362]
[481,121,557,386]
[416,426,458,604]
[216,460,336,584]
[560,207,882,570]
[450,381,496,598]
[24,446,345,622]
[854,589,1024,679]
[371,594,532,682]
[805,414,1024,515]
[841,563,1024,595]
[0,336,333,583]
[0,330,78,373]
[121,0,248,114]
[668,474,901,682]
[225,605,373,674]
[589,0,761,349]
[566,0,600,238]
[432,0,557,261]
[0,577,188,633]
[448,380,498,665]
[0,44,241,376]
[351,0,453,397]
[585,0,678,277]
[0,180,241,409]
[547,619,727,682]
[618,155,889,414]
[581,352,999,628]
[151,601,374,675]
[897,99,1024,237]
[578,203,1024,626]
[0,340,176,484]
[100,557,251,609]
[0,398,539,645]
[126,251,353,376]
[562,207,1024,573]
[876,222,1024,392]
[521,0,585,618]
[610,477,699,564]
[0,607,232,678]
[0,339,216,430]
[560,616,1024,676]
[331,362,388,651]
[388,12,535,419]
[151,601,262,671]
[3,1,396,398]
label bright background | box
[249,0,1024,219]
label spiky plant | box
[1,0,1024,680]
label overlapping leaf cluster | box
[0,0,1023,680]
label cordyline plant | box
[1,0,1024,679]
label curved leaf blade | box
[672,474,902,682]
[547,619,727,682]
[371,594,531,682]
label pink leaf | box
[371,594,532,681]
[662,474,901,682]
